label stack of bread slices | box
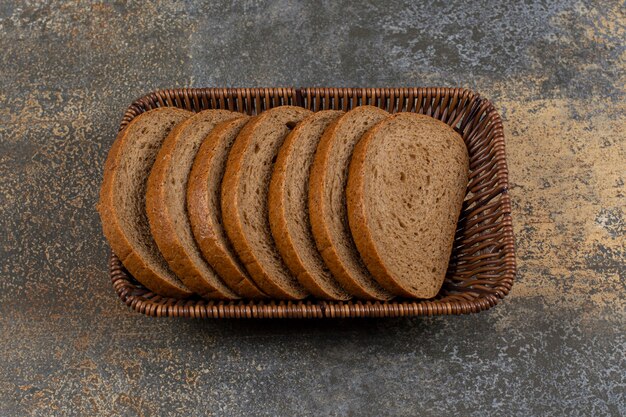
[98,105,469,301]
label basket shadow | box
[179,314,461,340]
[168,312,501,362]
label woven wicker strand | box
[110,87,515,319]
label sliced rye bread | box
[309,106,393,300]
[222,106,312,299]
[346,113,469,298]
[268,110,350,300]
[98,107,193,298]
[146,110,243,299]
[187,117,266,299]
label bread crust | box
[187,117,267,299]
[221,106,312,299]
[268,111,350,300]
[308,106,393,300]
[98,107,193,298]
[346,113,469,298]
[146,110,241,299]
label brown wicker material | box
[109,87,515,318]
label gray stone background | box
[1,1,624,416]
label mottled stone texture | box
[0,0,624,416]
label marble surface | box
[0,1,624,415]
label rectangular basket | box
[109,87,515,318]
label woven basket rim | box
[109,86,516,318]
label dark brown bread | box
[146,110,242,299]
[187,117,266,299]
[222,106,312,299]
[309,106,393,300]
[97,107,193,298]
[268,111,350,300]
[347,113,469,298]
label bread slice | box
[146,110,243,299]
[268,111,350,300]
[187,117,266,299]
[97,107,193,298]
[309,106,393,300]
[347,113,469,298]
[222,106,312,299]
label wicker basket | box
[109,87,515,318]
